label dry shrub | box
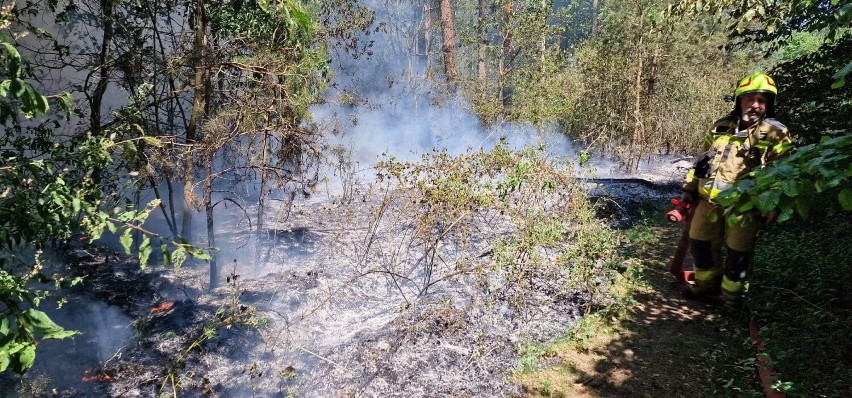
[374,141,620,304]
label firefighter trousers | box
[688,199,763,299]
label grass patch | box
[513,200,767,397]
[734,213,852,397]
[511,213,652,396]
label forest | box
[1,0,850,396]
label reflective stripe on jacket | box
[683,116,793,200]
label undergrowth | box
[157,272,267,397]
[508,205,649,387]
[744,213,852,397]
[375,141,619,305]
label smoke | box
[313,0,577,168]
[29,292,133,389]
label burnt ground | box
[2,175,758,398]
[514,206,760,398]
[3,178,598,398]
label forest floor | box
[514,213,763,398]
[4,182,780,398]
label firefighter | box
[680,72,794,303]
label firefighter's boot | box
[721,247,751,305]
[683,239,722,300]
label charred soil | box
[3,177,770,398]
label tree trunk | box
[150,176,178,237]
[645,31,663,153]
[627,14,645,171]
[590,0,600,36]
[257,129,270,233]
[477,0,487,84]
[423,1,432,74]
[84,0,114,190]
[500,0,514,107]
[145,0,189,237]
[182,0,208,242]
[255,128,270,263]
[203,150,218,289]
[439,0,458,91]
[90,0,113,136]
[540,0,547,65]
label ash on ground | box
[581,155,690,229]
[5,164,682,398]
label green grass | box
[738,213,852,397]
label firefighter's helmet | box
[732,72,777,117]
[735,72,777,98]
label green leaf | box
[781,180,799,198]
[142,136,163,148]
[776,163,795,177]
[736,178,755,192]
[832,61,852,80]
[820,136,847,147]
[57,92,75,120]
[1,43,22,77]
[0,351,9,373]
[777,207,794,224]
[139,235,151,268]
[161,244,171,266]
[30,85,49,114]
[5,343,27,355]
[819,147,837,158]
[43,330,77,340]
[23,309,63,334]
[0,318,8,336]
[120,229,133,254]
[190,249,211,261]
[755,190,780,213]
[715,190,736,206]
[839,188,852,211]
[106,220,118,234]
[10,78,24,97]
[736,199,754,212]
[817,166,835,178]
[12,343,36,374]
[171,246,187,268]
[795,196,810,219]
[726,213,740,226]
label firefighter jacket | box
[683,115,793,200]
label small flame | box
[150,301,175,313]
[82,370,112,382]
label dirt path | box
[515,223,759,398]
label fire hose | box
[666,198,695,282]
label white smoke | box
[312,0,577,169]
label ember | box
[150,301,175,313]
[81,370,112,382]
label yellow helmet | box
[735,72,777,97]
[731,72,778,118]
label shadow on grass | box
[516,204,761,398]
